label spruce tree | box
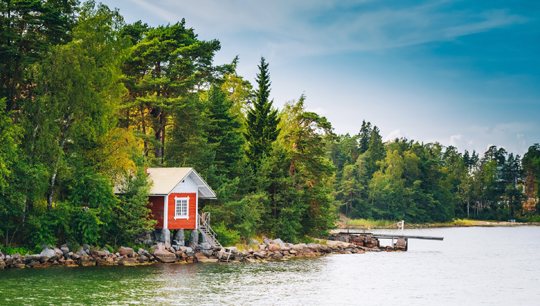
[358,120,372,154]
[207,85,245,177]
[244,57,280,169]
[365,126,385,177]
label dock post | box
[405,238,408,251]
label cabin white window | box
[174,196,189,220]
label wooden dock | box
[329,231,443,251]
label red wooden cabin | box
[145,168,216,231]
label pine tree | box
[358,120,372,154]
[365,126,385,177]
[244,57,280,170]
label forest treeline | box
[1,1,539,251]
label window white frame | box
[174,196,190,220]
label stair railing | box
[199,212,222,247]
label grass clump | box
[345,219,397,227]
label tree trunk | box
[141,107,148,156]
[152,108,163,163]
[47,114,71,210]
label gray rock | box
[0,252,4,260]
[263,237,271,245]
[272,239,283,245]
[143,239,152,245]
[138,255,149,263]
[174,228,185,246]
[180,246,188,252]
[226,247,238,254]
[250,238,261,246]
[67,252,73,258]
[83,244,90,253]
[271,252,284,259]
[61,247,69,255]
[40,248,56,258]
[53,248,63,257]
[253,251,267,258]
[200,242,211,250]
[162,228,171,248]
[202,250,213,257]
[76,250,88,257]
[190,230,199,245]
[151,231,160,242]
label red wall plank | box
[167,193,197,229]
[148,196,164,229]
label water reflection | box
[1,227,539,305]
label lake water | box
[1,226,539,305]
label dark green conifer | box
[244,57,280,169]
[358,120,372,154]
[207,85,245,177]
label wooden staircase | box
[199,212,222,248]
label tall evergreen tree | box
[244,57,280,170]
[365,126,385,177]
[206,84,245,177]
[358,120,372,154]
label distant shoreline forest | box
[1,1,539,252]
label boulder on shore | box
[119,247,134,257]
[268,244,281,252]
[118,257,138,266]
[152,249,176,263]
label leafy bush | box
[1,246,36,256]
[212,222,240,247]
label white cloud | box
[118,0,529,58]
[449,134,463,146]
[440,122,536,155]
[385,129,402,141]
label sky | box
[103,0,540,155]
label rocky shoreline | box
[0,236,400,270]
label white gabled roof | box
[146,167,216,199]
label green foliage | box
[0,98,19,192]
[212,222,240,247]
[108,156,156,245]
[345,219,396,227]
[206,85,245,177]
[523,144,540,198]
[121,19,225,164]
[0,0,78,112]
[0,245,36,256]
[1,0,538,253]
